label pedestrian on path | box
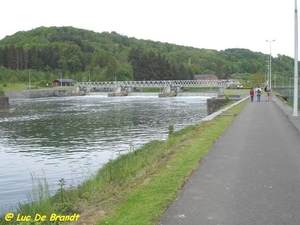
[159,95,300,225]
[255,86,262,102]
[264,85,271,101]
[249,87,255,102]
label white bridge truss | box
[75,79,240,90]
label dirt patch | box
[68,202,106,225]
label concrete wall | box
[207,97,242,115]
[0,97,10,109]
[5,90,85,99]
[207,98,229,115]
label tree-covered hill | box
[0,26,295,86]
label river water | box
[0,93,210,213]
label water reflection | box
[0,95,208,212]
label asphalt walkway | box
[159,94,300,225]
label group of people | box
[249,85,271,102]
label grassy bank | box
[0,88,4,97]
[95,99,247,225]
[1,83,29,91]
[1,99,247,225]
[0,98,247,225]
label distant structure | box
[0,97,10,110]
[52,79,75,87]
[194,74,218,80]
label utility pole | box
[59,69,62,87]
[293,0,299,116]
[29,69,31,90]
[266,39,276,90]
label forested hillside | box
[0,26,295,86]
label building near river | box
[52,79,75,87]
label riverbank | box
[0,97,9,111]
[0,97,247,225]
[5,89,85,99]
[73,99,248,225]
[0,96,206,219]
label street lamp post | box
[88,70,90,82]
[266,39,276,90]
[29,69,31,90]
[59,69,62,87]
[293,0,299,116]
[266,59,269,85]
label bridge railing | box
[75,79,240,89]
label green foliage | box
[0,100,248,225]
[58,178,66,203]
[0,26,296,85]
[248,72,265,87]
[0,88,4,97]
[97,101,247,224]
[168,124,174,137]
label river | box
[0,93,210,213]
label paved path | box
[159,94,300,225]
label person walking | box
[264,85,271,101]
[255,86,262,102]
[249,87,255,102]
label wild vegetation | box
[0,88,4,97]
[0,26,296,89]
[0,98,247,225]
[1,26,296,224]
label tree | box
[118,68,132,81]
[248,72,264,86]
[0,26,296,84]
[68,55,82,73]
[128,47,143,80]
[57,56,68,71]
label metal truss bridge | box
[75,79,240,90]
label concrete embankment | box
[0,97,10,110]
[206,95,242,115]
[5,89,85,99]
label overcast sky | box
[1,0,297,58]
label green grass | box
[0,88,4,97]
[222,88,248,96]
[182,87,219,92]
[0,97,247,225]
[0,83,74,94]
[1,83,29,92]
[96,99,247,225]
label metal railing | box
[75,79,240,89]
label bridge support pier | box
[158,84,177,97]
[108,85,128,97]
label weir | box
[76,79,240,97]
[158,84,177,97]
[108,85,128,97]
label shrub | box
[0,88,5,97]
